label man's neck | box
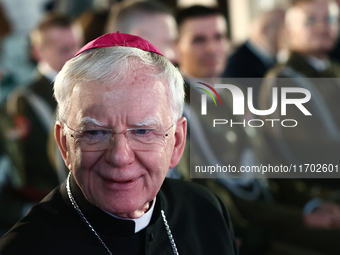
[112,201,152,219]
[297,50,328,60]
[305,55,330,72]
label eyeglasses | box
[64,123,174,152]
[304,16,338,26]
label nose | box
[104,132,134,167]
[205,39,217,54]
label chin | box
[104,195,149,214]
[314,41,335,51]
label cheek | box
[222,42,229,54]
[72,150,104,192]
[293,30,309,45]
[181,41,200,59]
[193,45,205,58]
[137,149,171,178]
[292,26,307,39]
[330,27,339,38]
[70,146,102,174]
[306,28,317,39]
[217,43,228,58]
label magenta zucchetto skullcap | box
[74,32,163,57]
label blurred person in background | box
[223,9,285,108]
[29,13,83,74]
[0,0,57,102]
[175,5,275,254]
[54,0,94,18]
[271,0,339,75]
[176,3,340,254]
[260,0,340,196]
[106,0,178,64]
[0,1,12,102]
[257,0,340,253]
[0,2,10,40]
[329,0,340,60]
[77,9,110,44]
[0,0,24,236]
[176,5,228,78]
[75,0,117,44]
[225,9,285,78]
[0,13,83,233]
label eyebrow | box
[133,117,162,127]
[79,116,162,129]
[80,117,106,128]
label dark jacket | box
[0,177,238,255]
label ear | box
[55,121,72,170]
[30,45,42,62]
[169,117,187,169]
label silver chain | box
[66,172,179,255]
[161,210,179,255]
[66,173,112,255]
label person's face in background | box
[286,0,339,58]
[32,25,83,72]
[131,14,178,64]
[176,14,229,78]
[258,10,286,55]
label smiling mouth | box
[101,176,141,187]
[116,180,133,183]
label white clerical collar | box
[37,61,58,82]
[105,197,156,233]
[306,55,330,72]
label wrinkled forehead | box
[67,70,171,125]
[73,69,167,99]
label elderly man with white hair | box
[0,32,238,255]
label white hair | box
[54,46,184,124]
